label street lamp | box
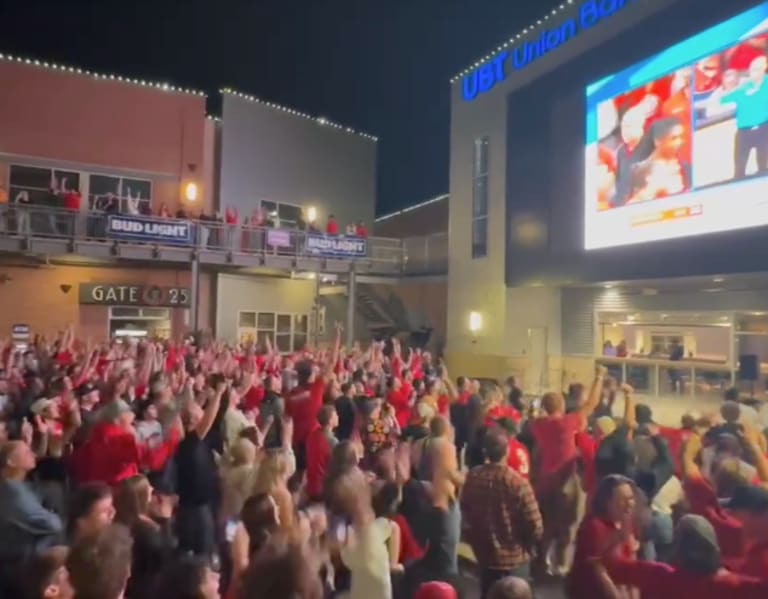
[184,182,198,202]
[469,311,482,334]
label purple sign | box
[266,229,292,248]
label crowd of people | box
[1,325,768,599]
[0,180,370,243]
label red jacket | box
[305,426,334,499]
[71,422,179,487]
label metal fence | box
[0,205,450,274]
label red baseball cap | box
[414,582,458,599]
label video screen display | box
[585,2,768,250]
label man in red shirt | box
[285,324,340,471]
[304,404,339,501]
[325,214,338,235]
[727,483,768,580]
[529,365,605,577]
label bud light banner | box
[305,234,368,258]
[107,215,192,245]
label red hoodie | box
[71,422,179,487]
[286,378,325,446]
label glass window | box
[293,333,308,352]
[473,137,489,177]
[89,174,120,210]
[277,314,292,334]
[239,312,257,328]
[278,203,302,227]
[257,313,275,329]
[472,217,488,259]
[9,165,80,208]
[294,314,309,334]
[9,165,51,189]
[275,334,292,353]
[471,137,489,259]
[109,307,141,318]
[261,201,278,217]
[472,178,488,217]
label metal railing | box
[0,205,450,275]
[596,356,736,400]
[402,232,448,274]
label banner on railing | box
[305,234,367,258]
[266,229,292,248]
[107,215,192,245]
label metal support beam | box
[346,265,356,346]
[313,274,321,347]
[190,253,200,333]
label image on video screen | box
[585,2,768,250]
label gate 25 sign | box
[79,284,191,307]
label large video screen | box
[585,2,768,250]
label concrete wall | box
[219,93,376,227]
[0,59,206,214]
[215,274,316,342]
[0,263,212,341]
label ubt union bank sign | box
[462,0,635,101]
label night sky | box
[0,0,560,215]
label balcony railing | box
[0,205,449,275]
[596,356,736,401]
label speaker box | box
[738,354,759,381]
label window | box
[9,165,80,207]
[237,311,311,352]
[88,174,151,213]
[651,334,683,356]
[260,200,302,228]
[471,137,489,258]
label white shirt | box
[340,518,393,599]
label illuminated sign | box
[79,284,190,307]
[461,0,635,102]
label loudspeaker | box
[738,354,759,381]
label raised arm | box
[580,365,607,420]
[196,378,226,439]
[681,431,703,481]
[621,384,636,434]
[742,426,768,488]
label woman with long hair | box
[567,474,638,599]
[252,451,295,533]
[114,475,175,598]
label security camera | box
[60,284,72,294]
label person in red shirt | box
[386,375,412,430]
[63,188,81,212]
[285,324,340,471]
[602,514,768,599]
[325,214,338,235]
[530,366,605,576]
[567,474,639,599]
[71,399,180,487]
[680,425,768,565]
[304,404,339,501]
[355,221,368,238]
[726,484,768,580]
[373,481,424,565]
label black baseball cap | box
[726,485,768,513]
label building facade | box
[0,55,387,344]
[447,0,768,396]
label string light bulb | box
[450,0,581,83]
[0,52,206,96]
[220,88,378,142]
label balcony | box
[0,206,449,276]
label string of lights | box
[0,52,206,96]
[449,0,574,83]
[221,88,378,142]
